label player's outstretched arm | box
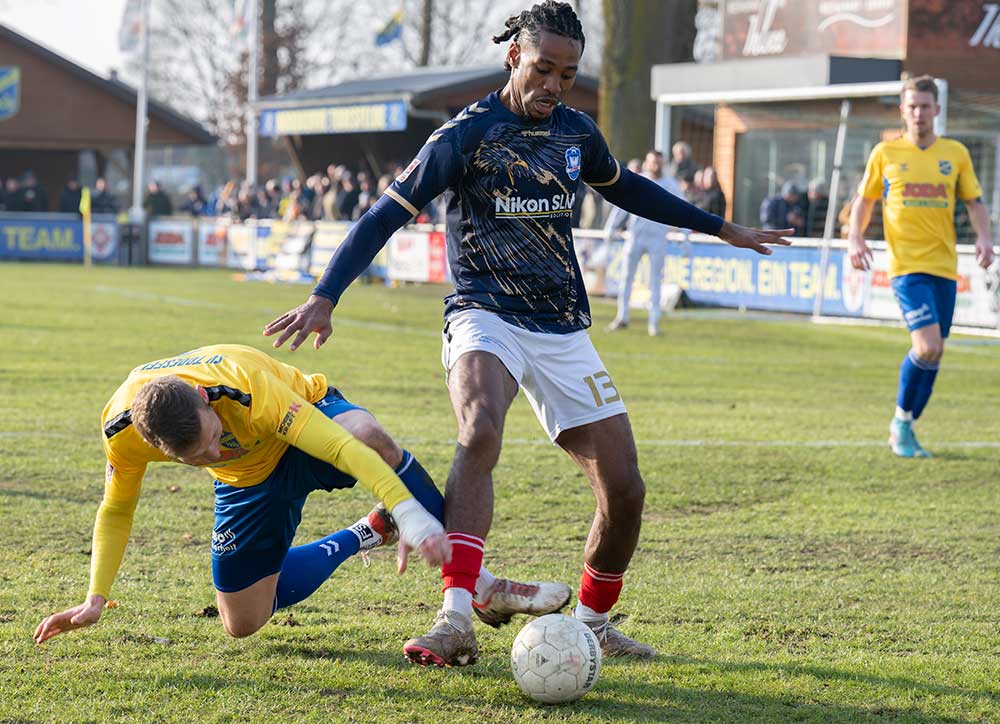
[263,294,335,352]
[264,192,414,351]
[279,401,452,569]
[34,595,105,644]
[36,464,142,644]
[594,167,791,254]
[718,222,794,256]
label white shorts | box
[441,309,628,441]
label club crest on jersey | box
[938,160,952,176]
[565,146,581,180]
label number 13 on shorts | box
[583,371,621,407]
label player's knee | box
[615,476,646,519]
[601,472,645,521]
[456,411,503,461]
[350,420,403,468]
[914,342,944,364]
[221,615,265,639]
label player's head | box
[132,376,222,465]
[900,75,939,138]
[493,1,585,120]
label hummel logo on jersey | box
[495,193,576,217]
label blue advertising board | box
[259,100,407,137]
[0,215,119,263]
[660,240,860,316]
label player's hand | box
[718,223,794,256]
[262,295,335,351]
[34,595,105,644]
[395,534,453,575]
[975,238,996,269]
[848,237,874,271]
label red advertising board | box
[722,0,908,60]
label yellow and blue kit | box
[94,344,419,597]
[859,136,983,281]
[860,137,982,337]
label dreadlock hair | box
[492,1,586,71]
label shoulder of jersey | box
[938,137,968,153]
[426,100,493,145]
[560,104,599,130]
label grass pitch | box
[1,263,999,724]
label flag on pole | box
[231,0,253,48]
[118,0,144,53]
[80,187,92,267]
[375,8,404,47]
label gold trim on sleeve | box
[588,159,621,188]
[385,188,420,217]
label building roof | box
[258,65,598,109]
[0,23,216,144]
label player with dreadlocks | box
[265,1,792,666]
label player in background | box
[264,1,791,666]
[848,75,995,457]
[34,345,568,645]
[605,149,684,336]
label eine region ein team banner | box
[0,215,118,262]
[598,236,999,328]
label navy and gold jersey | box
[386,92,621,333]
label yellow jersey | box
[102,344,329,495]
[91,344,411,598]
[859,137,982,280]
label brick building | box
[0,23,214,212]
[651,0,1000,237]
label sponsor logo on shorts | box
[211,528,237,554]
[277,402,302,435]
[904,303,933,326]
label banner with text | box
[0,214,119,263]
[148,219,195,265]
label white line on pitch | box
[93,285,437,338]
[399,437,1000,449]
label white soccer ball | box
[510,613,602,704]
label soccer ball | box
[510,613,602,704]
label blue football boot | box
[889,417,932,458]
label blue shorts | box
[891,273,957,338]
[211,387,365,592]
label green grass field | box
[2,263,999,724]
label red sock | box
[578,562,624,614]
[441,532,484,593]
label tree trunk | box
[418,0,433,66]
[599,0,696,160]
[261,0,278,96]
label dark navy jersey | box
[385,91,621,334]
